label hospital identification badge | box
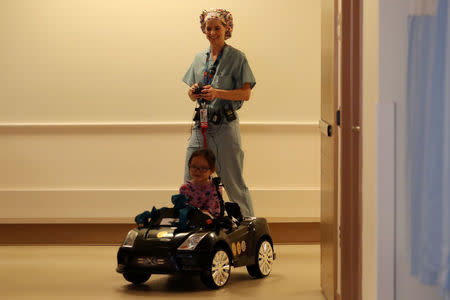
[200,107,208,129]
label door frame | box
[339,0,363,299]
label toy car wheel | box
[247,238,274,278]
[123,272,151,284]
[201,247,231,289]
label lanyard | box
[199,45,226,148]
[203,45,226,85]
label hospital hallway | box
[0,244,324,300]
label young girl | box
[179,148,221,218]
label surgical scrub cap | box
[200,9,233,40]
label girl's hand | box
[201,85,219,101]
[201,210,214,219]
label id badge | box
[200,108,208,129]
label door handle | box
[352,126,361,133]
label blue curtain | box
[407,0,450,298]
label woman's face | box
[205,18,227,45]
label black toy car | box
[116,178,275,289]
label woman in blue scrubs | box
[182,9,256,217]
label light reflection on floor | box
[0,244,324,300]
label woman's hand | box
[189,83,252,102]
[188,83,202,102]
[201,85,218,101]
[199,83,252,101]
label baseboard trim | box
[0,220,319,245]
[268,219,320,244]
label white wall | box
[363,0,378,299]
[377,0,442,299]
[0,0,321,221]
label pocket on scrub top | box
[213,74,234,89]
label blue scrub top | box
[182,45,256,112]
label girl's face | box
[205,18,227,45]
[189,155,214,184]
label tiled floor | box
[0,244,324,300]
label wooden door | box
[320,0,339,299]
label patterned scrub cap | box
[200,9,233,40]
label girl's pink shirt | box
[179,181,221,217]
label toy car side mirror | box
[215,216,233,231]
[224,202,243,223]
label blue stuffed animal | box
[135,206,159,228]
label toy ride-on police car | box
[116,177,275,289]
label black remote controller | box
[193,82,204,94]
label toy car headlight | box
[122,229,138,248]
[177,232,208,251]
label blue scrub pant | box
[184,118,255,217]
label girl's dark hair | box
[188,148,216,171]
